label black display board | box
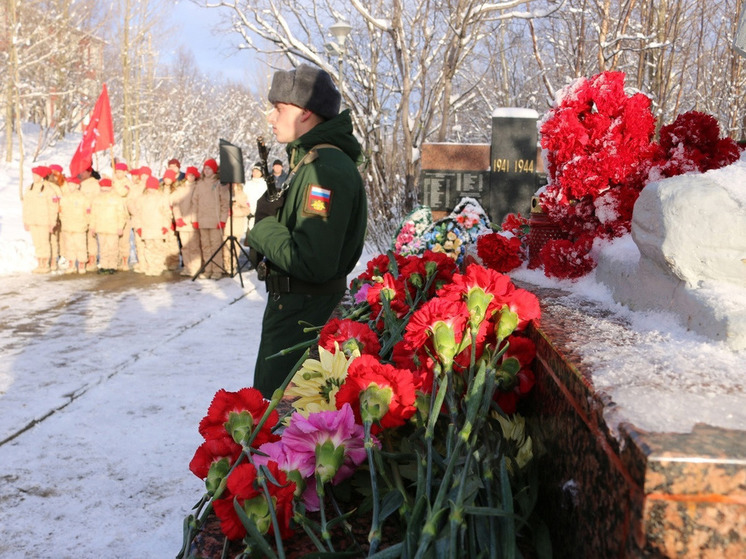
[488,113,539,222]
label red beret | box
[203,159,218,174]
[145,176,160,189]
[140,166,152,176]
[168,158,180,168]
[115,162,129,171]
[49,164,63,173]
[32,166,51,178]
[163,169,177,181]
[99,178,112,187]
[186,166,200,179]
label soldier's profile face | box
[268,102,305,144]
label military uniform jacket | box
[80,177,100,203]
[137,189,172,239]
[59,190,90,233]
[22,180,59,228]
[90,189,128,235]
[112,176,133,199]
[247,109,367,285]
[170,183,197,232]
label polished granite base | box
[522,286,746,558]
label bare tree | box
[197,0,561,249]
[526,0,746,134]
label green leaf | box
[379,489,405,522]
[500,459,516,559]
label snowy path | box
[0,270,267,558]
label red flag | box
[70,84,115,177]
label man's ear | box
[300,109,315,122]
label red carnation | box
[501,213,529,237]
[212,461,296,540]
[189,435,242,480]
[365,272,410,319]
[476,232,524,273]
[198,388,279,448]
[403,297,471,366]
[494,367,535,415]
[650,111,741,179]
[319,318,382,357]
[399,250,459,296]
[335,354,417,432]
[493,335,537,414]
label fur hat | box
[268,64,340,120]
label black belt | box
[265,274,347,295]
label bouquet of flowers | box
[647,110,740,180]
[537,70,658,280]
[474,213,530,274]
[392,207,433,256]
[535,72,742,281]
[179,250,546,558]
[392,198,491,266]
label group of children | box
[21,158,266,279]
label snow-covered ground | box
[0,126,743,558]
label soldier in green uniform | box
[247,63,368,399]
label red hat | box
[185,166,200,179]
[145,176,160,189]
[163,169,177,181]
[67,176,81,184]
[32,166,51,178]
[140,166,152,176]
[49,164,63,173]
[168,158,181,168]
[99,178,112,187]
[203,159,218,174]
[115,162,129,171]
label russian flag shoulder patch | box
[303,184,333,217]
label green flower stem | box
[315,475,334,552]
[425,364,447,500]
[460,360,488,443]
[364,420,383,556]
[465,324,479,387]
[448,449,475,559]
[296,513,327,553]
[416,435,467,557]
[328,492,366,556]
[255,465,286,559]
